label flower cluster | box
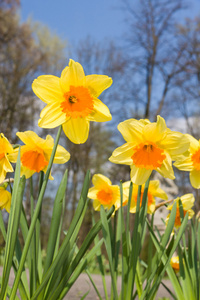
[1,58,197,228]
[0,59,112,212]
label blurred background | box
[0,0,200,249]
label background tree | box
[121,0,189,120]
[0,0,67,142]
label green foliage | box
[0,127,114,299]
[88,181,191,300]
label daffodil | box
[0,133,14,183]
[174,134,200,189]
[166,194,195,228]
[32,59,112,144]
[9,131,70,179]
[170,256,179,272]
[109,116,189,185]
[0,183,11,213]
[88,174,121,211]
[123,180,168,214]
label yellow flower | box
[109,116,189,185]
[123,180,168,214]
[0,133,14,183]
[32,59,112,144]
[174,134,200,189]
[170,256,179,272]
[166,194,195,228]
[8,131,70,179]
[0,184,11,213]
[88,174,121,211]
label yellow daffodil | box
[32,59,112,144]
[170,256,179,272]
[174,134,200,189]
[166,194,195,228]
[8,131,70,179]
[0,184,11,213]
[123,180,168,214]
[0,133,14,183]
[88,174,121,211]
[109,116,189,185]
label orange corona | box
[21,149,48,173]
[97,189,113,205]
[131,142,166,170]
[191,149,200,170]
[61,85,94,118]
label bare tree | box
[121,0,189,119]
[0,0,67,142]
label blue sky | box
[20,0,200,46]
[20,0,125,44]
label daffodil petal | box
[7,150,18,163]
[174,157,193,171]
[4,200,11,213]
[88,187,98,199]
[92,174,112,187]
[17,131,43,146]
[152,187,168,200]
[38,103,68,128]
[0,133,13,153]
[118,119,145,143]
[143,116,167,142]
[0,188,8,205]
[93,199,101,211]
[130,165,152,185]
[85,75,112,97]
[148,180,168,200]
[186,134,200,153]
[3,156,13,173]
[61,59,85,91]
[20,165,35,179]
[0,189,11,212]
[62,118,89,144]
[87,98,112,122]
[147,203,156,214]
[181,193,195,210]
[190,169,200,188]
[53,145,70,164]
[160,131,190,158]
[32,75,63,104]
[156,152,175,179]
[109,143,134,165]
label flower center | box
[191,149,200,170]
[170,259,179,271]
[61,85,94,118]
[175,208,187,227]
[131,142,166,170]
[97,188,113,205]
[21,149,48,173]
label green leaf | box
[31,170,91,299]
[93,215,109,300]
[0,211,6,241]
[0,147,26,300]
[43,169,68,275]
[126,178,150,300]
[100,206,118,300]
[146,209,188,300]
[47,206,115,300]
